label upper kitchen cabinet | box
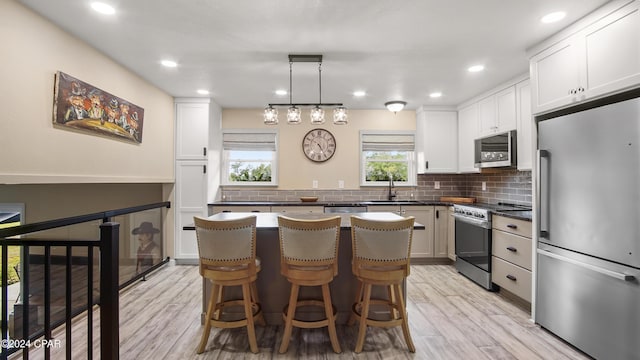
[416,107,458,174]
[176,99,210,160]
[530,0,640,115]
[457,103,480,173]
[516,79,533,170]
[478,86,517,137]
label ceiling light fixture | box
[264,54,347,125]
[353,91,366,97]
[91,2,115,15]
[541,11,566,24]
[385,101,407,113]
[161,60,177,68]
[429,92,443,98]
[468,64,485,73]
[197,89,209,95]
[275,89,287,96]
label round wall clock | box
[302,128,336,162]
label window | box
[222,130,278,186]
[360,131,416,186]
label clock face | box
[302,128,336,162]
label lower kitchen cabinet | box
[210,205,271,214]
[447,206,456,260]
[270,205,324,214]
[379,205,450,260]
[401,206,435,258]
[433,206,449,258]
[491,215,532,303]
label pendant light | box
[310,62,325,124]
[265,54,347,125]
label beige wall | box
[0,0,175,184]
[222,109,416,189]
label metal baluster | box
[87,246,93,360]
[44,247,51,360]
[2,244,8,360]
[22,246,29,360]
[65,246,72,360]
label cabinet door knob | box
[506,246,517,252]
[506,274,517,281]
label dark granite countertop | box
[209,200,452,207]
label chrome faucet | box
[388,174,396,201]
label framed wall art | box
[52,71,145,144]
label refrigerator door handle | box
[537,149,550,239]
[537,249,636,282]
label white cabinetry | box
[176,102,209,160]
[457,103,480,173]
[416,108,458,173]
[478,86,516,137]
[175,99,210,261]
[516,80,533,170]
[175,161,208,259]
[530,0,640,114]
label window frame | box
[221,129,278,186]
[359,130,416,187]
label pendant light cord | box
[289,61,293,105]
[318,62,322,105]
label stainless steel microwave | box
[474,130,517,168]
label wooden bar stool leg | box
[388,285,399,319]
[279,283,299,353]
[197,283,220,354]
[250,281,266,326]
[354,283,372,353]
[321,283,341,353]
[242,283,259,353]
[394,283,415,352]
[348,281,364,326]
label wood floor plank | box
[11,263,591,360]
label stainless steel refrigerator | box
[536,94,640,360]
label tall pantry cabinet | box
[175,99,210,262]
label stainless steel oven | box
[454,205,494,290]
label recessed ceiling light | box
[275,89,287,96]
[468,64,485,73]
[429,92,442,98]
[541,11,566,24]
[161,60,177,68]
[90,2,115,15]
[353,91,366,97]
[197,89,209,95]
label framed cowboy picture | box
[52,71,145,144]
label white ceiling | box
[18,0,610,110]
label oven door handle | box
[453,214,491,229]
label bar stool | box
[193,215,265,354]
[349,215,416,353]
[277,215,342,354]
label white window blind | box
[361,133,415,151]
[222,132,277,151]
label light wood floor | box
[16,264,591,360]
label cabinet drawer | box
[492,230,532,270]
[492,215,532,238]
[492,256,532,302]
[211,206,271,214]
[271,206,324,214]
